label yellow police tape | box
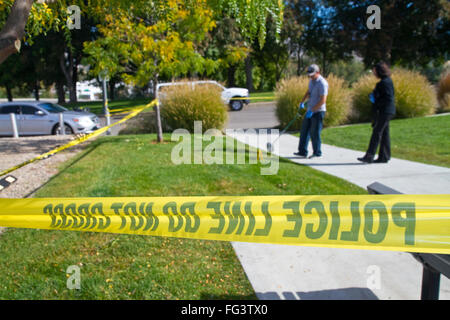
[0,195,449,254]
[0,100,156,178]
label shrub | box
[275,75,351,130]
[351,68,437,123]
[160,83,228,133]
[118,111,171,135]
[437,71,450,112]
[350,73,378,123]
[275,77,309,131]
[323,74,352,127]
[392,69,437,118]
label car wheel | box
[53,124,74,135]
[229,99,243,111]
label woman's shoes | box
[357,156,389,164]
[357,156,374,164]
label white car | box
[156,80,250,111]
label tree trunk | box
[56,80,65,104]
[297,50,304,76]
[109,80,115,101]
[5,84,13,102]
[227,65,236,88]
[34,80,40,101]
[71,58,78,103]
[245,57,254,92]
[59,50,77,103]
[0,0,34,65]
[322,51,327,76]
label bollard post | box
[9,113,19,138]
[59,113,65,135]
[102,77,111,135]
[154,101,163,143]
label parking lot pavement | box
[0,112,127,200]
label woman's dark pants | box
[366,113,393,161]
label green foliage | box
[349,73,378,123]
[351,69,438,123]
[251,14,289,90]
[160,82,228,132]
[83,0,284,88]
[275,75,351,130]
[326,0,449,68]
[84,0,218,87]
[210,0,284,48]
[275,77,309,131]
[437,70,450,112]
[324,74,352,127]
[327,59,367,86]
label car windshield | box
[38,103,68,113]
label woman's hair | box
[373,62,391,78]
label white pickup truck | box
[156,80,250,111]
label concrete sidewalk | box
[230,131,450,300]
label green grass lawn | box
[62,98,151,115]
[320,115,450,168]
[249,91,275,103]
[0,134,365,299]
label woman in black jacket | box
[358,62,396,164]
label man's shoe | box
[374,158,389,163]
[308,154,321,159]
[293,152,307,158]
[357,156,374,164]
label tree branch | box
[0,0,35,64]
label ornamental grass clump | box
[351,68,437,123]
[160,82,228,133]
[437,71,450,112]
[275,75,351,130]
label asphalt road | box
[226,102,279,130]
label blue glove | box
[369,93,375,104]
[305,110,313,119]
[298,102,305,111]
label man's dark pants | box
[366,113,393,161]
[298,111,325,157]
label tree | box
[0,0,65,64]
[84,0,284,91]
[200,16,249,87]
[84,0,218,95]
[0,0,33,64]
[283,1,305,76]
[252,15,289,90]
[326,0,450,67]
[0,0,98,102]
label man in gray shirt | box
[294,64,328,159]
